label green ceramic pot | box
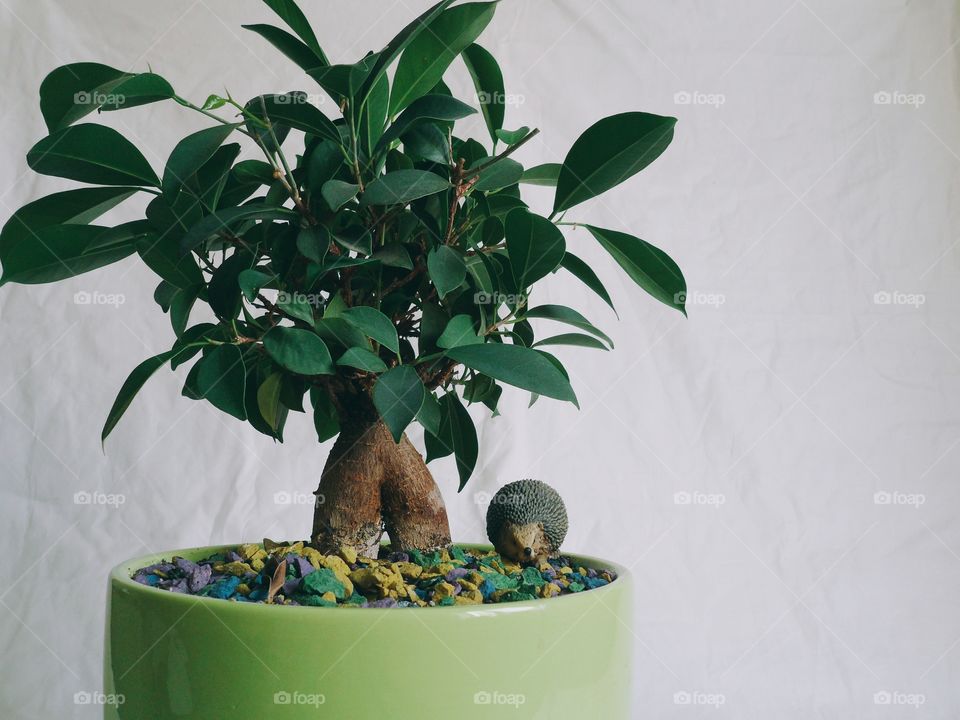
[104,544,632,719]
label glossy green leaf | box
[390,2,497,115]
[297,226,330,263]
[376,94,475,154]
[263,326,334,375]
[208,251,254,320]
[194,344,248,420]
[524,304,613,348]
[27,124,160,187]
[361,170,450,206]
[504,208,565,289]
[437,314,483,348]
[496,127,530,145]
[555,112,676,213]
[277,292,315,324]
[360,74,390,156]
[342,306,400,354]
[446,343,578,405]
[179,205,299,252]
[471,157,523,193]
[373,365,425,442]
[102,348,187,443]
[136,235,203,289]
[39,63,175,132]
[257,372,284,432]
[559,251,616,313]
[169,286,199,337]
[462,43,505,143]
[243,24,325,74]
[321,180,360,211]
[521,163,561,187]
[252,93,340,145]
[310,387,340,442]
[417,391,442,436]
[427,245,466,299]
[259,0,327,62]
[426,392,478,490]
[337,347,388,373]
[586,225,686,314]
[533,333,608,350]
[162,124,240,197]
[238,269,275,302]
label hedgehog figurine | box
[486,479,568,565]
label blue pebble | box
[584,577,609,590]
[479,579,496,599]
[205,576,241,599]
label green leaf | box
[427,245,466,299]
[243,24,325,74]
[251,93,340,145]
[169,286,199,337]
[337,347,388,373]
[524,304,613,348]
[373,243,413,270]
[0,224,137,286]
[554,112,676,213]
[521,163,561,187]
[259,0,327,62]
[390,2,497,115]
[238,269,275,302]
[179,205,299,252]
[297,226,330,263]
[496,127,530,145]
[585,225,686,314]
[194,344,248,420]
[417,391,442,436]
[462,43,505,144]
[373,366,426,442]
[136,235,203,289]
[310,387,339,442]
[504,208,565,289]
[27,124,160,187]
[445,343,578,405]
[533,333,609,350]
[426,392,478,490]
[360,73,390,157]
[437,314,483,348]
[263,326,334,375]
[471,157,523,193]
[277,292,315,324]
[321,180,360,211]
[207,251,254,320]
[39,63,175,132]
[0,186,139,265]
[102,348,186,443]
[355,0,459,110]
[376,94,475,155]
[342,306,400,354]
[162,124,240,197]
[560,251,616,313]
[256,373,284,432]
[361,170,450,206]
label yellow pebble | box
[220,561,253,577]
[437,563,455,575]
[338,546,358,565]
[321,591,337,603]
[301,547,324,569]
[466,571,485,586]
[458,579,478,592]
[458,589,483,604]
[433,582,456,601]
[559,566,573,575]
[541,583,561,598]
[395,562,423,580]
[236,583,250,595]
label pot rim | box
[109,542,632,615]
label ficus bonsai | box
[0,0,686,558]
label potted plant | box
[2,0,686,717]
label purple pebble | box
[282,578,300,597]
[445,568,469,582]
[226,551,242,562]
[174,557,198,575]
[293,557,314,578]
[167,579,189,594]
[188,564,212,593]
[587,568,598,578]
[452,584,462,595]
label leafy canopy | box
[0,0,687,490]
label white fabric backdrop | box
[1,0,959,717]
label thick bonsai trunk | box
[311,410,451,558]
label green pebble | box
[482,573,519,591]
[499,591,536,603]
[438,596,455,606]
[568,582,585,593]
[301,568,347,600]
[296,594,337,607]
[450,546,467,563]
[521,567,545,587]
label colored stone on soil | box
[301,568,347,600]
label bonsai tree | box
[0,0,686,557]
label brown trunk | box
[310,398,451,557]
